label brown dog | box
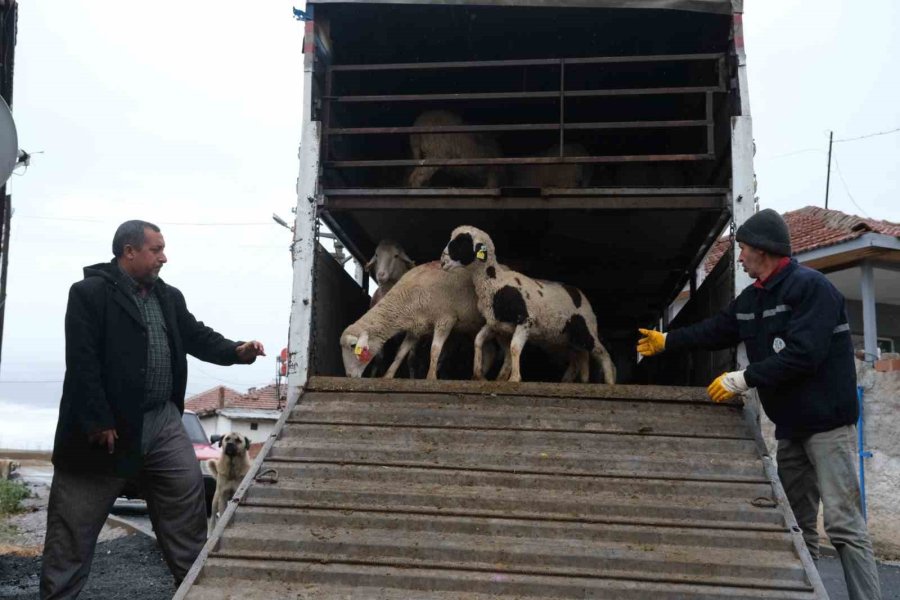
[0,458,20,480]
[207,432,251,534]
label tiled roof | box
[185,386,244,417]
[705,206,900,273]
[783,205,900,254]
[185,382,287,416]
[228,383,286,411]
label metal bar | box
[326,119,710,135]
[322,68,333,162]
[329,53,726,72]
[284,419,754,441]
[328,86,722,103]
[559,59,565,155]
[857,386,871,520]
[706,92,715,156]
[240,497,780,532]
[207,551,813,593]
[322,195,725,211]
[323,186,730,196]
[326,153,713,167]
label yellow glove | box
[637,328,666,357]
[707,370,749,403]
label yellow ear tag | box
[476,245,487,262]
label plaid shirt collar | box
[117,262,154,298]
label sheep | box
[365,239,415,307]
[408,110,502,189]
[440,225,616,384]
[340,261,496,380]
[510,143,594,189]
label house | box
[674,205,900,357]
[185,383,286,453]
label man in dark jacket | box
[637,209,881,600]
[40,220,266,599]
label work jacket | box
[667,259,858,439]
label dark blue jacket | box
[666,259,858,440]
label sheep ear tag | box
[354,343,372,363]
[475,244,488,262]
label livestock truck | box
[176,1,830,598]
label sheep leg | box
[384,333,417,379]
[495,334,513,381]
[507,325,530,383]
[408,166,438,188]
[481,340,498,379]
[591,339,617,385]
[577,351,591,383]
[472,325,495,381]
[427,319,456,380]
[561,352,580,383]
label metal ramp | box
[176,377,827,599]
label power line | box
[834,126,900,143]
[0,379,63,384]
[831,153,870,219]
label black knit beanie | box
[735,208,792,257]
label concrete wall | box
[857,361,900,558]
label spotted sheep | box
[441,225,616,384]
[407,110,503,188]
[340,261,498,380]
[365,240,415,307]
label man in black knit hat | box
[637,208,881,599]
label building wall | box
[199,414,277,446]
[856,363,900,558]
[845,299,900,354]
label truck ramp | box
[177,377,827,599]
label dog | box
[0,459,20,480]
[207,432,252,534]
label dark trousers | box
[40,402,206,599]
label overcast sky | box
[1,0,898,448]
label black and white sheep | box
[441,225,616,384]
[408,110,502,188]
[340,261,495,380]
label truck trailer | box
[176,1,829,597]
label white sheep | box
[408,110,502,188]
[441,225,616,384]
[510,143,593,188]
[365,239,414,307]
[340,261,495,380]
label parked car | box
[119,409,221,516]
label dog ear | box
[245,436,251,450]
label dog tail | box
[207,459,218,477]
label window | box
[250,422,258,431]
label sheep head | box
[365,240,414,286]
[340,330,384,378]
[441,225,496,272]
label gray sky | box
[1,0,898,448]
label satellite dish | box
[0,96,18,187]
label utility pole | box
[825,130,833,209]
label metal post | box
[857,385,872,520]
[860,261,878,363]
[825,131,833,209]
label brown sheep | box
[408,110,502,188]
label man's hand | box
[88,429,118,454]
[636,328,667,357]
[236,340,266,363]
[707,370,749,403]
